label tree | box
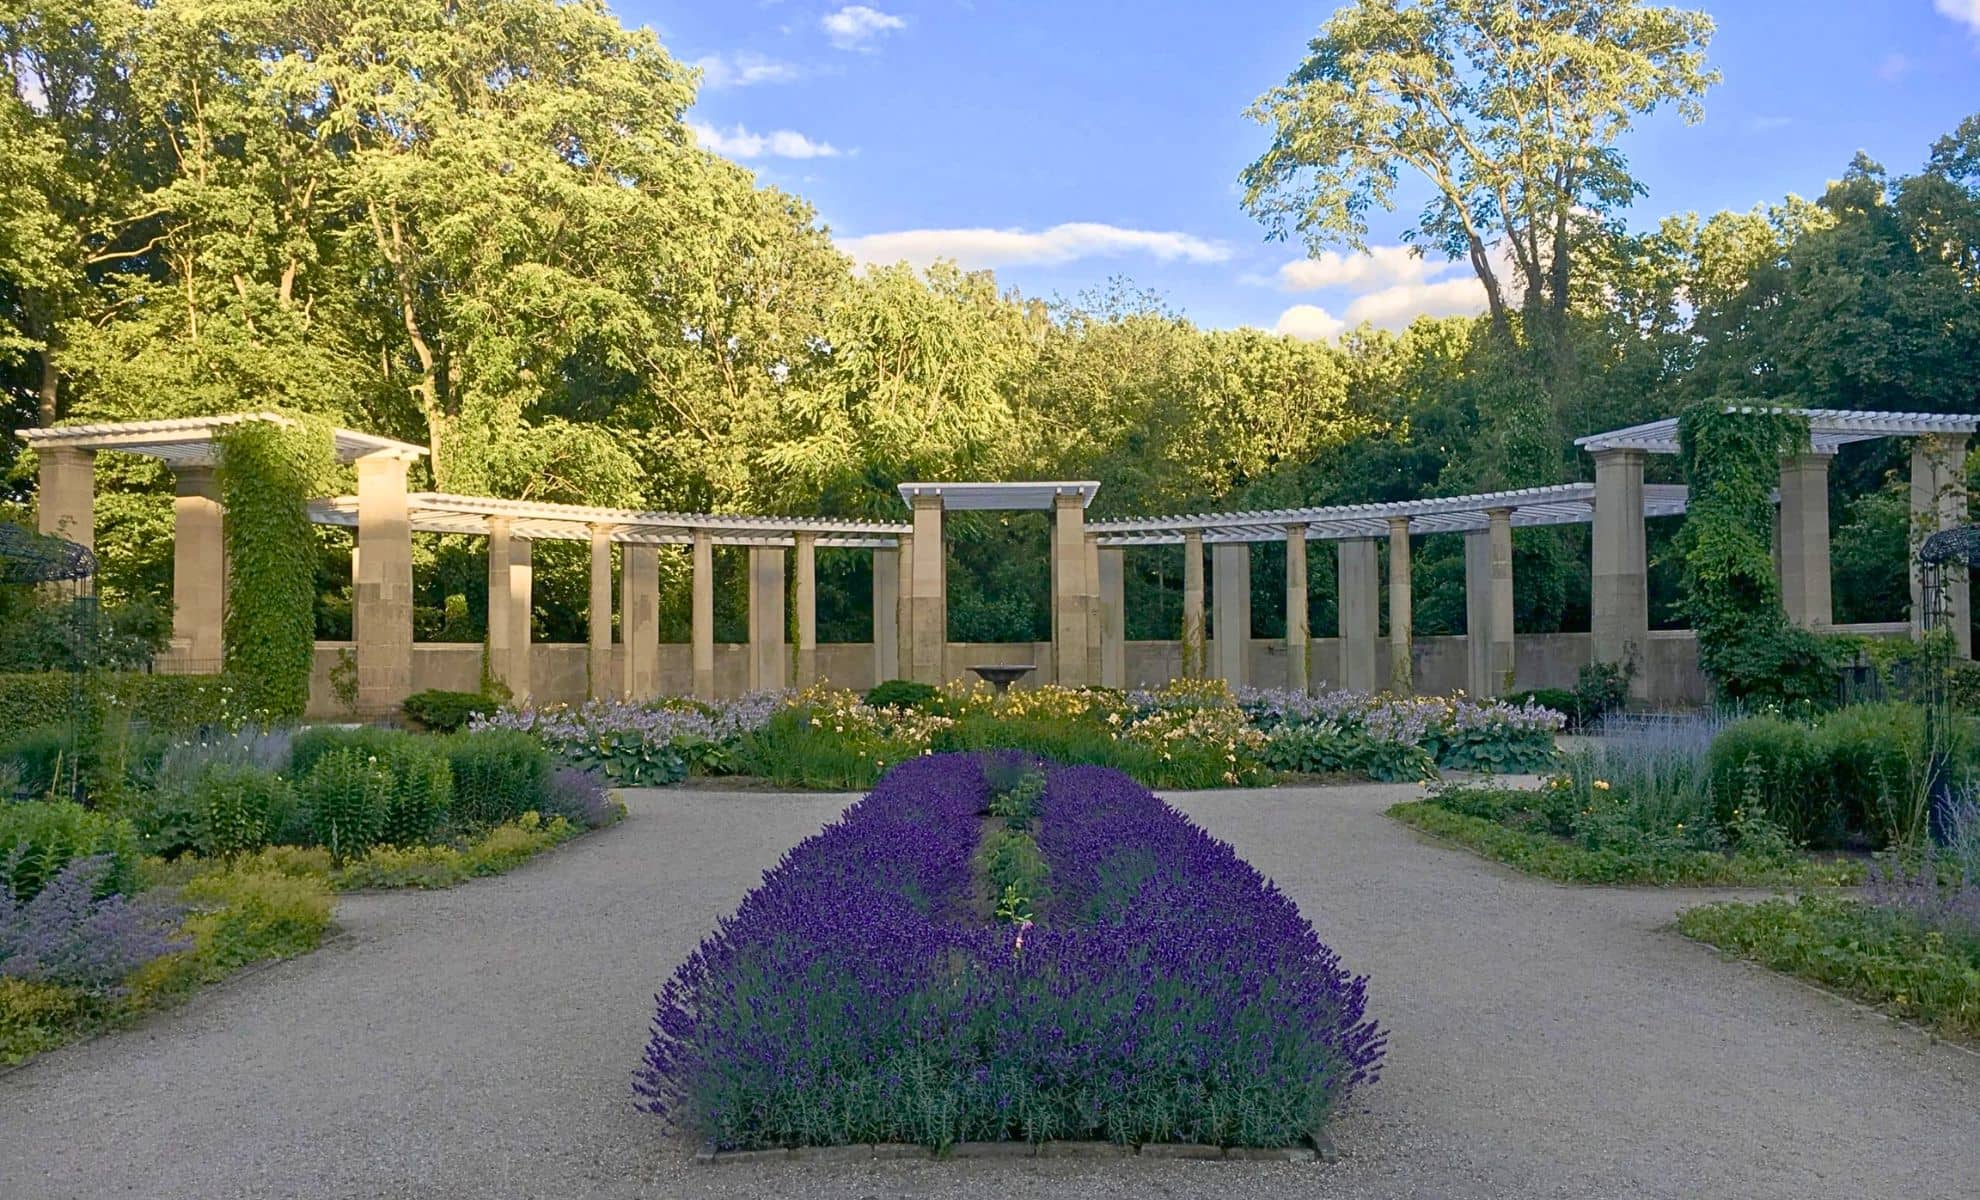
[1241,0,1718,348]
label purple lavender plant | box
[0,856,188,991]
[543,767,621,829]
[636,753,1384,1150]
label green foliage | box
[0,591,167,672]
[401,689,497,733]
[332,813,577,890]
[1675,404,1836,705]
[0,799,141,901]
[733,707,901,791]
[216,420,333,721]
[1679,895,1980,1042]
[1575,660,1635,724]
[140,761,296,860]
[977,828,1049,925]
[1260,726,1437,782]
[377,737,452,848]
[1390,797,1859,887]
[1701,716,1828,844]
[864,679,942,711]
[1,977,92,1065]
[299,748,393,865]
[443,730,550,828]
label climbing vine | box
[1674,402,1835,706]
[217,416,337,720]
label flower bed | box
[636,753,1384,1151]
[487,680,1562,792]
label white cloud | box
[1274,246,1435,292]
[693,53,802,89]
[1341,274,1490,327]
[822,5,905,50]
[1934,1,1980,33]
[690,122,842,160]
[1273,305,1346,342]
[837,222,1230,270]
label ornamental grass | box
[635,753,1384,1151]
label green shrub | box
[734,706,920,791]
[1262,725,1437,782]
[192,762,294,858]
[864,679,941,711]
[333,813,579,889]
[289,725,404,778]
[0,800,141,901]
[1810,702,1927,848]
[300,748,393,864]
[401,689,497,733]
[1575,660,1635,724]
[0,977,92,1065]
[444,729,550,827]
[290,726,454,845]
[1679,895,1980,1042]
[0,723,79,799]
[0,672,240,740]
[1703,716,1829,844]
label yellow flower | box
[1593,779,1611,791]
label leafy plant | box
[864,679,942,710]
[401,689,498,733]
[1702,716,1827,845]
[216,419,335,722]
[300,748,393,864]
[541,767,622,830]
[444,730,550,827]
[0,800,142,902]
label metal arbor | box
[1915,525,1980,843]
[0,523,98,802]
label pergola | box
[17,407,1975,714]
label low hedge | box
[401,689,498,733]
[1387,800,1861,887]
[1679,895,1980,1042]
[0,671,241,736]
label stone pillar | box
[1386,516,1413,694]
[895,532,915,682]
[353,452,414,716]
[1212,542,1251,688]
[35,446,95,551]
[507,535,533,704]
[1338,539,1379,694]
[747,544,786,692]
[794,532,818,687]
[1181,531,1206,678]
[1083,533,1103,686]
[1464,530,1490,697]
[1097,544,1126,688]
[1051,492,1092,686]
[690,531,715,700]
[587,525,613,700]
[621,543,659,700]
[486,516,514,694]
[1285,524,1310,694]
[1912,434,1972,657]
[170,466,226,668]
[872,546,900,683]
[1592,448,1650,701]
[1486,507,1515,696]
[1778,452,1833,630]
[908,497,946,684]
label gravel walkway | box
[3,782,1976,1200]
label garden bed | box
[635,752,1385,1152]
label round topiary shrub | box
[865,679,941,710]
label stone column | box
[1097,544,1126,688]
[621,543,659,700]
[1592,448,1650,701]
[1285,524,1310,694]
[747,545,786,692]
[794,533,818,687]
[35,446,95,551]
[1212,542,1251,688]
[1486,507,1515,696]
[1386,516,1413,694]
[1912,434,1972,657]
[1338,538,1379,693]
[507,535,533,704]
[1181,531,1206,678]
[895,532,915,682]
[1050,492,1092,686]
[1778,452,1833,629]
[353,452,414,715]
[486,516,514,694]
[1464,530,1490,697]
[587,525,613,700]
[171,466,226,669]
[908,497,946,684]
[872,546,900,683]
[1083,533,1103,686]
[690,531,715,700]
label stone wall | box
[306,623,1910,717]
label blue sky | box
[626,1,1980,337]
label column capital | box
[1386,515,1411,536]
[1591,446,1646,467]
[1284,522,1308,537]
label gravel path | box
[3,782,1976,1200]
